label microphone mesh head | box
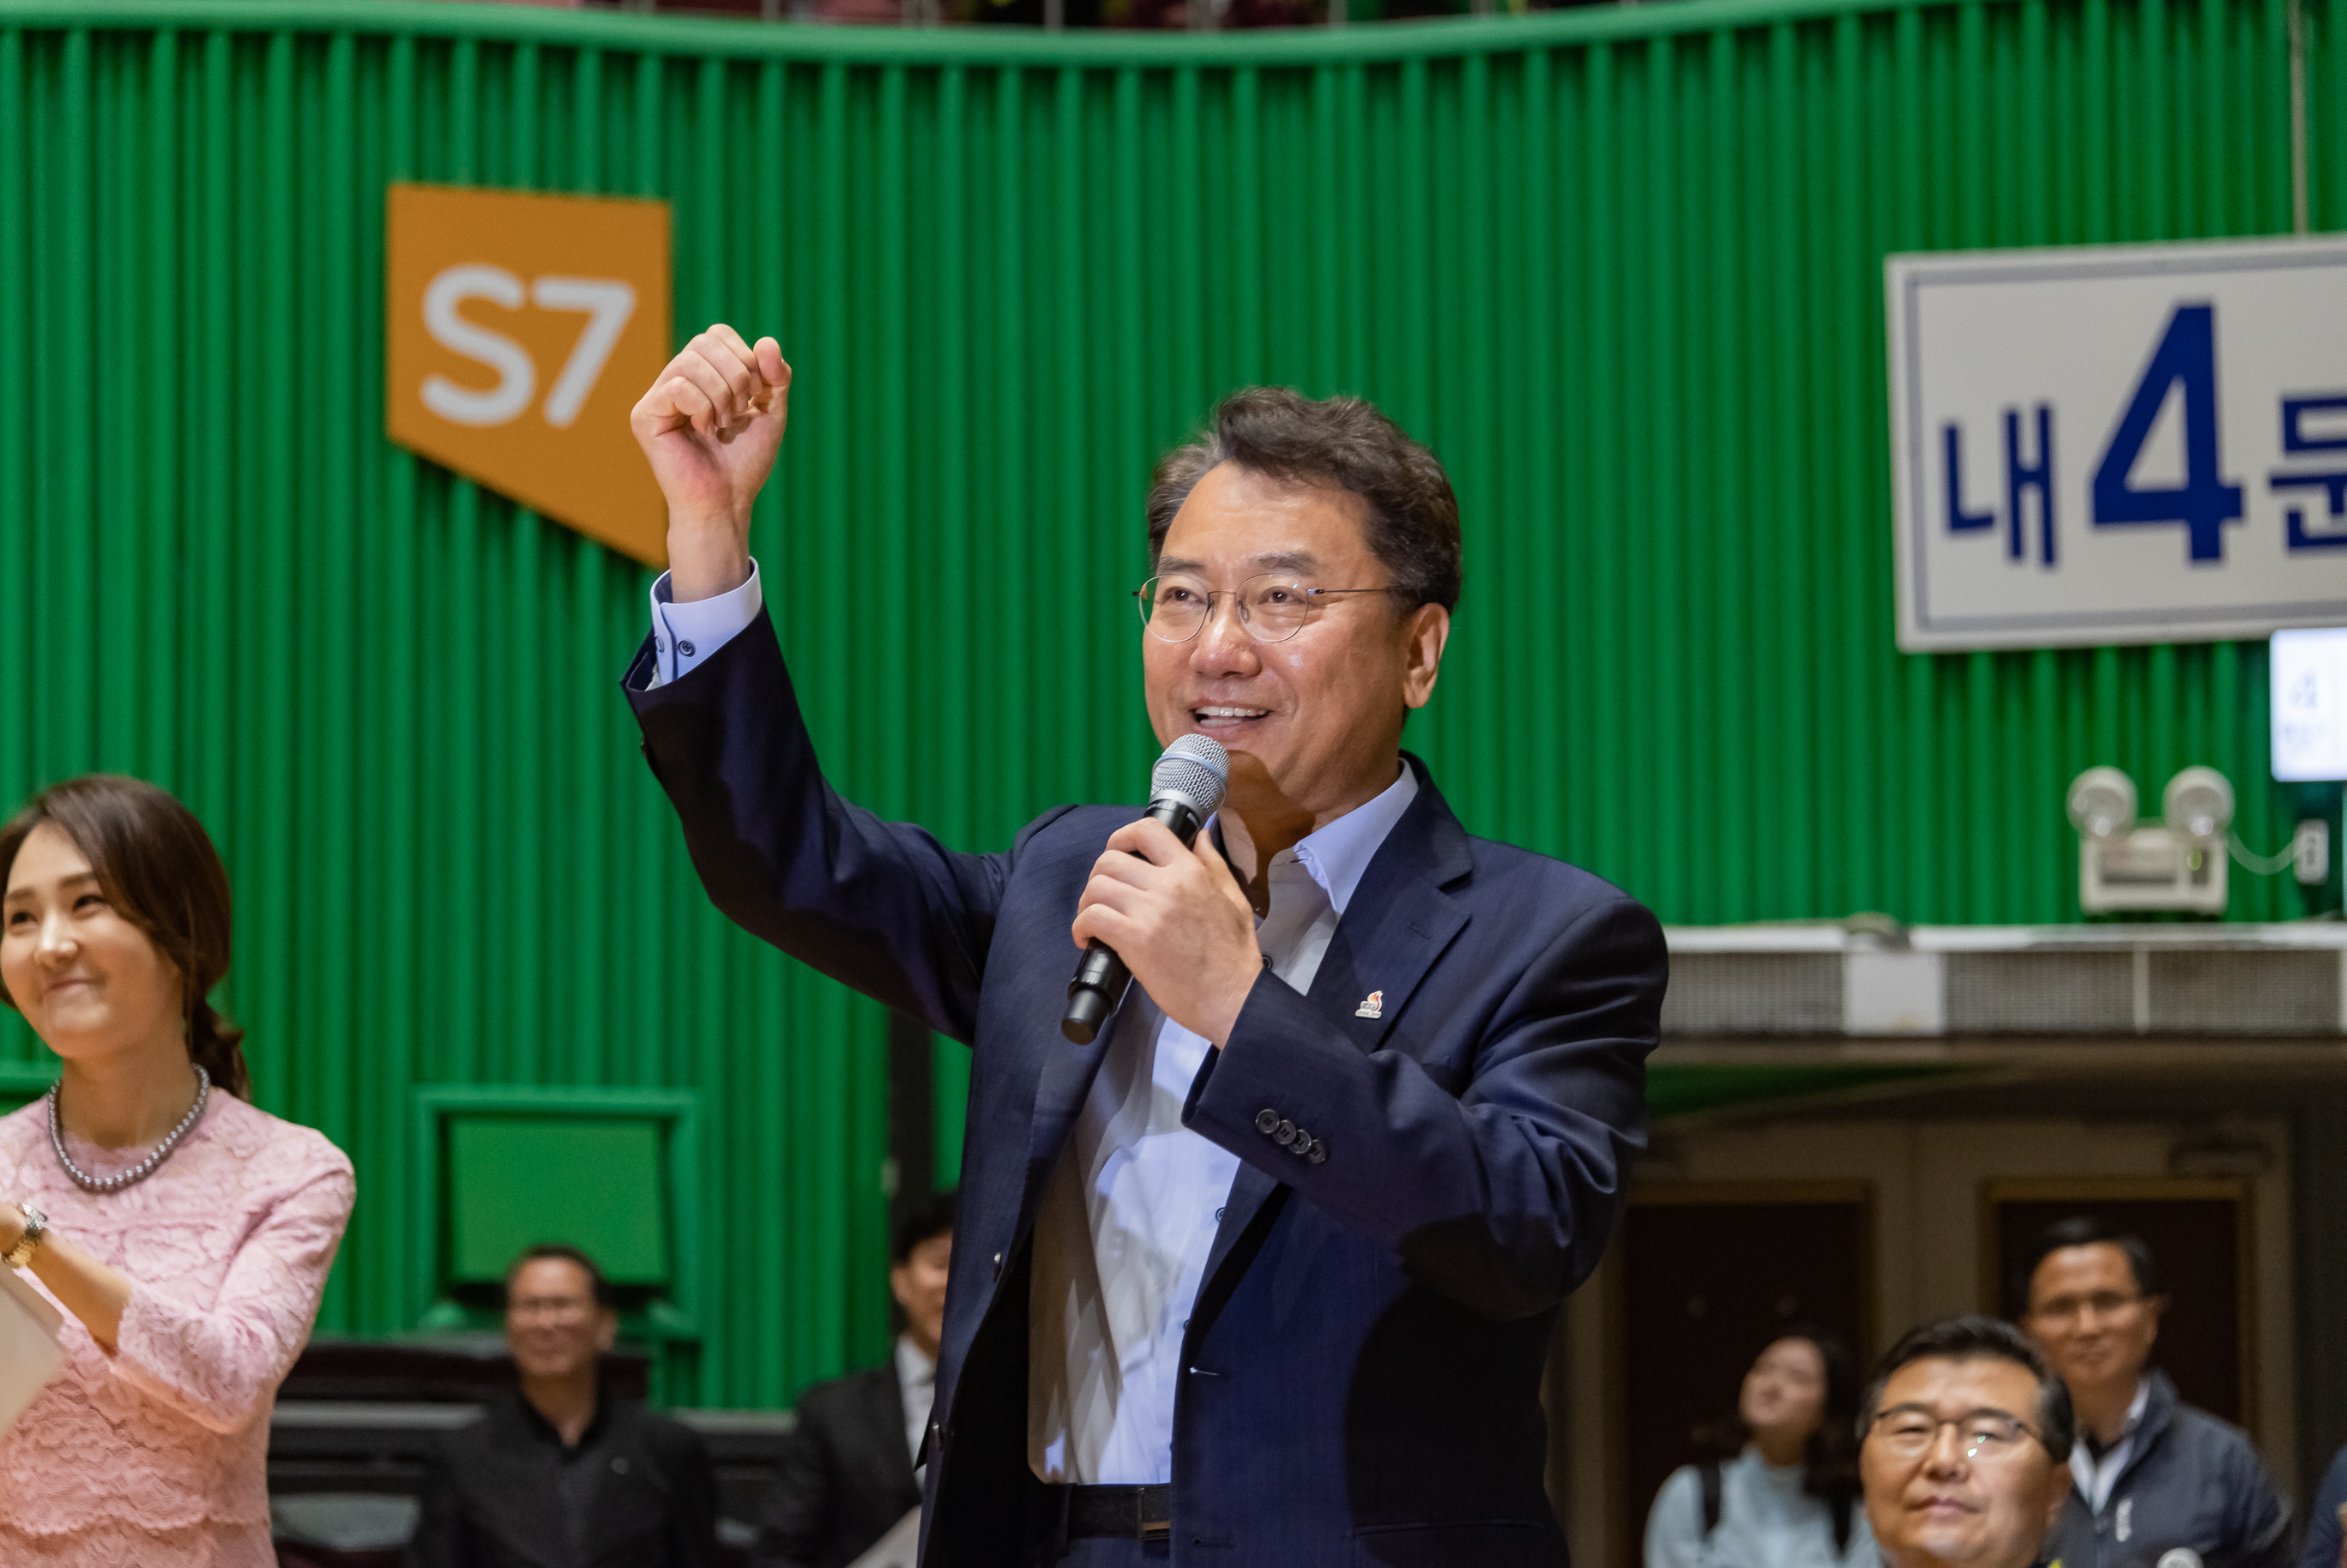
[1150,734,1229,818]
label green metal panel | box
[412,1083,706,1401]
[0,0,2331,1406]
[445,1119,667,1283]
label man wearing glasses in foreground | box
[1859,1318,2075,1568]
[622,329,1667,1565]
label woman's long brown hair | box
[0,775,249,1099]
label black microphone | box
[1061,734,1231,1045]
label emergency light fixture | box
[2066,765,2233,914]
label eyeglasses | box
[509,1296,596,1324]
[1136,573,1401,644]
[1867,1406,2046,1463]
[2028,1291,2148,1324]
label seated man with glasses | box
[405,1245,718,1568]
[1858,1317,2075,1568]
[620,331,1667,1565]
[2019,1217,2289,1568]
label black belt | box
[1052,1482,1172,1541]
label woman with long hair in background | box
[0,775,354,1566]
[1645,1327,1879,1568]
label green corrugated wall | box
[0,0,2335,1407]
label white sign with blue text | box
[1888,236,2347,652]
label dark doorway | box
[1986,1179,2251,1426]
[1619,1185,1873,1568]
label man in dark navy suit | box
[622,326,1668,1568]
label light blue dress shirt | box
[643,564,765,687]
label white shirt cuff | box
[646,561,763,687]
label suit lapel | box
[1304,751,1475,1053]
[1303,886,1469,1053]
[1188,757,1474,1332]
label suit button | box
[992,1251,1004,1279]
[1273,1119,1294,1144]
[1286,1125,1310,1151]
[1255,1109,1279,1135]
[1306,1139,1327,1165]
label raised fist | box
[630,323,789,599]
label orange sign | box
[386,184,671,565]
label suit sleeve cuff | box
[643,560,764,688]
[1183,974,1346,1174]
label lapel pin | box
[1355,990,1384,1019]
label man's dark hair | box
[505,1244,615,1311]
[893,1190,957,1265]
[1145,388,1463,616]
[2017,1215,2163,1312]
[1857,1315,2074,1463]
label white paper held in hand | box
[0,1263,67,1434]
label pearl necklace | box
[48,1068,212,1194]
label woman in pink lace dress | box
[0,776,355,1567]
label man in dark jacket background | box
[2020,1218,2289,1568]
[757,1195,956,1568]
[406,1245,719,1568]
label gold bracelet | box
[3,1203,45,1269]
